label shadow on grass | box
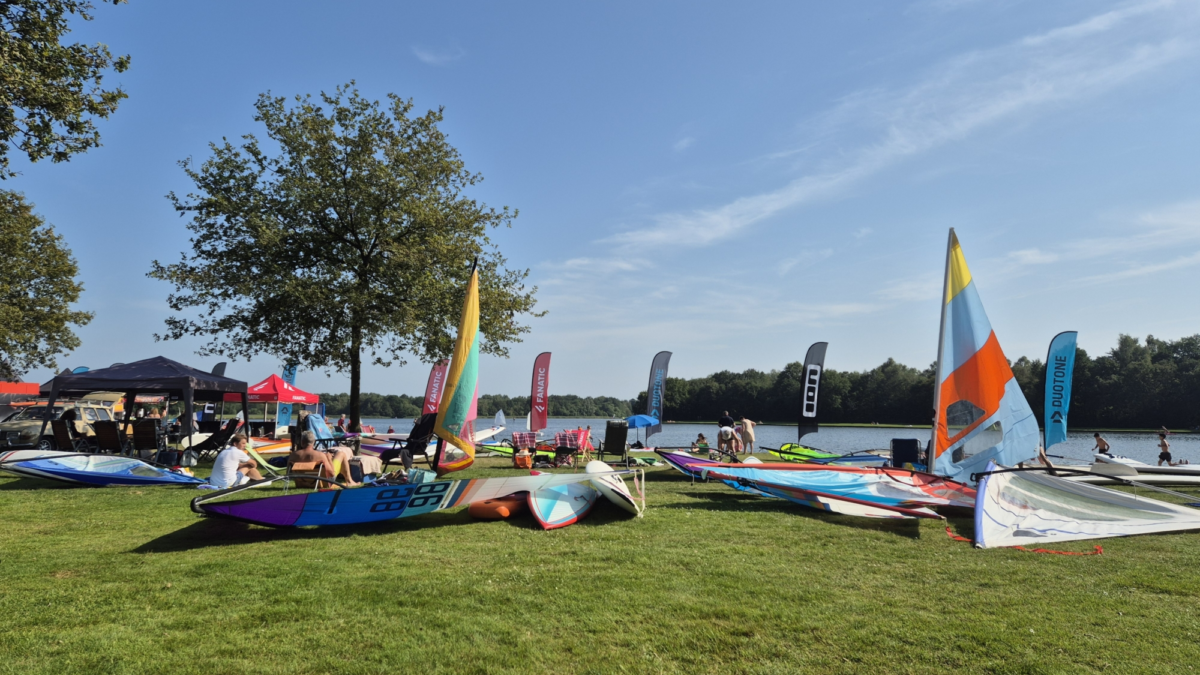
[665,488,923,538]
[130,508,484,554]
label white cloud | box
[854,227,874,239]
[778,248,834,276]
[1008,248,1059,265]
[411,44,466,66]
[878,271,942,302]
[673,137,695,152]
[605,0,1198,250]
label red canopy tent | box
[222,374,319,404]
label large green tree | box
[149,84,541,430]
[0,190,93,380]
[0,0,130,178]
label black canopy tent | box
[38,357,249,444]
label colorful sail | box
[1043,331,1077,452]
[975,461,1200,548]
[530,352,551,432]
[433,268,481,474]
[422,360,450,415]
[1,453,205,487]
[931,230,1039,482]
[700,465,977,510]
[798,342,827,441]
[193,468,639,528]
[645,351,672,440]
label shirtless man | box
[290,431,359,486]
[1092,433,1112,456]
[1158,433,1188,466]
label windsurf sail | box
[931,229,1039,483]
[1043,331,1077,452]
[975,461,1200,547]
[433,267,481,474]
[798,342,827,441]
[701,465,976,510]
[645,351,671,440]
[768,443,887,466]
[1,453,205,487]
[530,352,551,432]
[192,468,639,528]
[741,480,942,519]
[423,360,450,415]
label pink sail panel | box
[422,360,449,415]
[530,352,551,432]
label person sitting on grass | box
[210,435,263,488]
[691,433,709,453]
[290,431,359,486]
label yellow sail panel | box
[945,231,973,304]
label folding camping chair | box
[552,431,581,468]
[187,418,240,462]
[601,419,629,466]
[380,413,436,473]
[511,431,537,469]
[51,419,91,452]
[299,413,339,450]
[131,419,166,460]
[92,421,131,455]
[288,461,330,490]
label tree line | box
[317,392,634,420]
[326,334,1198,429]
[628,334,1200,430]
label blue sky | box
[10,0,1200,398]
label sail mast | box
[929,228,955,474]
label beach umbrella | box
[626,414,659,428]
[626,414,659,446]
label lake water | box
[362,417,1198,466]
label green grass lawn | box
[2,457,1199,674]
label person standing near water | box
[1092,433,1112,456]
[1158,433,1188,466]
[740,416,757,455]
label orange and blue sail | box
[932,230,1039,482]
[434,268,481,474]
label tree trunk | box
[349,324,362,433]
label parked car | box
[0,392,124,450]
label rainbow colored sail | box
[434,268,481,474]
[932,230,1039,482]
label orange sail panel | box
[933,231,1039,482]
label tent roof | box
[42,356,247,400]
[222,374,318,404]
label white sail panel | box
[976,462,1200,548]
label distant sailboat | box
[930,229,1040,483]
